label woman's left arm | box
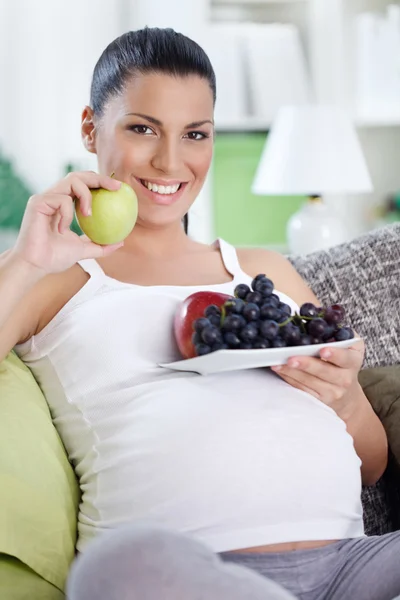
[241,248,389,486]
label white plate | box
[159,338,361,376]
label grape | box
[324,304,346,326]
[322,324,335,340]
[235,284,251,299]
[239,342,253,350]
[201,326,223,346]
[204,305,221,319]
[192,332,202,346]
[253,276,274,293]
[246,291,263,305]
[300,303,319,319]
[224,332,241,348]
[239,324,258,343]
[276,312,290,324]
[258,282,274,297]
[212,342,229,351]
[194,317,211,333]
[335,327,354,341]
[224,298,245,315]
[196,343,212,356]
[283,325,301,346]
[251,274,267,291]
[298,335,313,346]
[254,339,270,349]
[272,338,287,348]
[221,315,244,332]
[259,320,279,341]
[307,318,329,339]
[260,305,281,321]
[243,303,260,322]
[208,315,222,327]
[279,303,292,317]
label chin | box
[136,198,193,229]
[136,210,187,231]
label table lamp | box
[252,105,373,254]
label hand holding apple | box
[76,180,138,245]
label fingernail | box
[322,350,332,359]
[87,208,92,216]
[290,360,300,368]
[272,365,282,372]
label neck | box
[121,220,193,259]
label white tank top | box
[14,239,364,553]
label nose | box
[151,136,182,175]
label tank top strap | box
[217,238,243,279]
[77,258,106,279]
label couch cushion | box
[0,554,64,600]
[0,352,79,591]
[359,366,400,468]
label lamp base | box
[287,196,348,255]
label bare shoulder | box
[236,247,319,305]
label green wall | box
[213,133,305,247]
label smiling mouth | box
[139,179,183,196]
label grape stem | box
[220,305,226,328]
[278,317,293,328]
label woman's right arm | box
[0,171,124,362]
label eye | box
[128,125,154,135]
[184,131,209,141]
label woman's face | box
[83,73,214,230]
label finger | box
[28,193,75,227]
[274,355,351,387]
[319,341,364,369]
[69,177,93,217]
[57,197,75,233]
[47,171,121,196]
[81,239,124,260]
[273,369,340,403]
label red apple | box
[174,291,233,359]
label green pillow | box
[0,554,64,600]
[0,352,80,591]
[359,365,400,467]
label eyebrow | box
[125,112,214,129]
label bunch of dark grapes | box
[192,274,354,357]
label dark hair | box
[90,27,216,117]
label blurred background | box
[1,0,400,254]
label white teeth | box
[143,181,180,195]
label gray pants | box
[67,525,400,600]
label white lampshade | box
[252,105,373,196]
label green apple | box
[76,182,138,245]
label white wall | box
[1,0,123,191]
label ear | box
[81,106,97,154]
